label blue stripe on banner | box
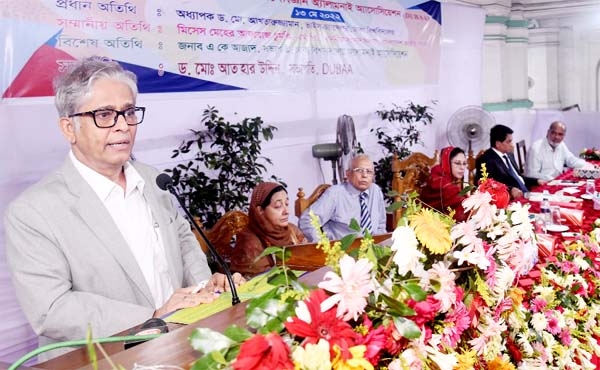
[117,60,245,94]
[409,0,442,25]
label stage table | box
[526,167,600,234]
[16,267,331,370]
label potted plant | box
[166,106,282,229]
[370,101,435,203]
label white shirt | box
[70,151,173,308]
[525,138,587,180]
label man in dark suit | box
[475,124,546,199]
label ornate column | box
[527,20,561,109]
[482,1,533,111]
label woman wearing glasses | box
[420,146,469,221]
[231,182,306,277]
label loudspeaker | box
[312,143,342,160]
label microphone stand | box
[163,183,240,305]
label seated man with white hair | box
[526,121,590,181]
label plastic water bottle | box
[540,190,551,225]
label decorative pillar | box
[528,21,561,109]
[482,1,533,111]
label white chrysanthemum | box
[425,345,457,370]
[291,339,331,370]
[391,226,424,276]
[530,312,548,333]
[573,255,591,271]
[492,264,515,302]
[517,333,534,357]
[533,285,555,303]
[429,262,457,312]
[508,307,527,330]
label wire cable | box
[8,334,161,370]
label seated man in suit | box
[475,124,546,200]
[4,57,244,360]
[298,154,387,242]
[526,121,590,180]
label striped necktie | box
[503,154,528,193]
[359,192,373,234]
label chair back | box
[390,151,438,226]
[468,149,486,186]
[295,184,331,218]
[515,140,527,174]
[193,210,249,263]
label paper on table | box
[165,271,306,324]
[547,180,585,187]
[561,187,580,195]
[165,272,278,325]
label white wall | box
[0,2,485,362]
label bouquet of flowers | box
[580,148,600,160]
[187,176,541,370]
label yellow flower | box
[453,350,476,370]
[331,344,373,370]
[409,208,452,254]
[487,356,516,370]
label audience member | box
[526,121,589,180]
[420,146,468,221]
[475,124,545,199]
[232,182,306,277]
[298,154,386,242]
[4,57,244,359]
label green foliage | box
[166,106,282,228]
[371,101,435,203]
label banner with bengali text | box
[0,0,441,97]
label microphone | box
[155,173,240,305]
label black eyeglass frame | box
[68,106,146,128]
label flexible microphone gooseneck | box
[156,173,240,305]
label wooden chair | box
[515,139,527,174]
[390,151,438,227]
[468,149,486,186]
[192,211,249,264]
[295,184,331,218]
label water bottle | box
[540,190,551,225]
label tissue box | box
[573,168,600,179]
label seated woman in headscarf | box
[419,146,469,222]
[231,182,306,277]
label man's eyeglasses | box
[68,106,146,128]
[451,161,468,167]
[351,168,374,175]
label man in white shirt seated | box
[526,121,590,181]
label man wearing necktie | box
[298,154,386,242]
[475,124,546,200]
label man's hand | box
[153,286,219,318]
[208,272,246,292]
[510,187,524,199]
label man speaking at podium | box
[4,57,242,360]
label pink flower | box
[441,298,470,348]
[233,332,294,370]
[530,298,547,313]
[356,315,387,365]
[407,295,441,327]
[318,255,375,321]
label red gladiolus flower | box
[505,335,523,363]
[284,289,358,356]
[478,178,509,209]
[233,332,293,370]
[356,315,387,365]
[407,295,441,326]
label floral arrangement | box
[580,148,600,160]
[187,175,600,369]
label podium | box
[22,233,392,369]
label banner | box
[0,0,441,97]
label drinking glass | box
[586,179,596,196]
[550,206,562,225]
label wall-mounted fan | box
[311,115,357,184]
[447,105,495,155]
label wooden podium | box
[281,233,392,271]
[18,234,392,370]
